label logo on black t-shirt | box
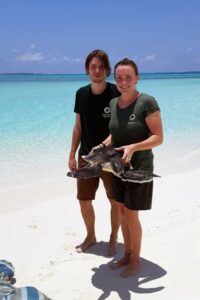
[102,107,111,118]
[129,113,136,121]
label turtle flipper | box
[123,170,161,183]
[67,164,102,179]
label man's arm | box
[68,113,81,171]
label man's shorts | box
[77,157,114,200]
[112,175,153,210]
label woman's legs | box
[109,203,133,269]
[121,207,142,277]
[110,204,142,276]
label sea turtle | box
[67,146,160,183]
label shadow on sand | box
[85,241,167,300]
[84,240,124,257]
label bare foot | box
[121,260,140,277]
[109,251,133,270]
[106,236,118,257]
[75,237,96,253]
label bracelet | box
[99,142,106,149]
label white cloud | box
[186,47,192,53]
[75,58,81,62]
[160,58,173,66]
[63,56,71,62]
[10,50,81,64]
[49,56,57,62]
[63,56,81,63]
[29,43,35,50]
[14,52,44,62]
[145,54,156,61]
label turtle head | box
[82,148,106,164]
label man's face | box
[88,57,107,83]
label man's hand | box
[68,156,77,171]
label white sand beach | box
[0,147,200,300]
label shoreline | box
[1,133,200,215]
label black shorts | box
[112,175,153,210]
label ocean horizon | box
[1,71,200,78]
[1,72,200,188]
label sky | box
[0,0,200,73]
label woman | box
[97,58,163,277]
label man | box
[68,49,121,255]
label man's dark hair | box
[85,49,111,77]
[114,58,139,76]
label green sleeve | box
[144,97,160,117]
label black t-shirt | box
[74,82,120,156]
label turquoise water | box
[1,73,200,187]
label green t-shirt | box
[109,93,160,171]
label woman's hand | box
[115,144,136,164]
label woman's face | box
[115,65,139,94]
